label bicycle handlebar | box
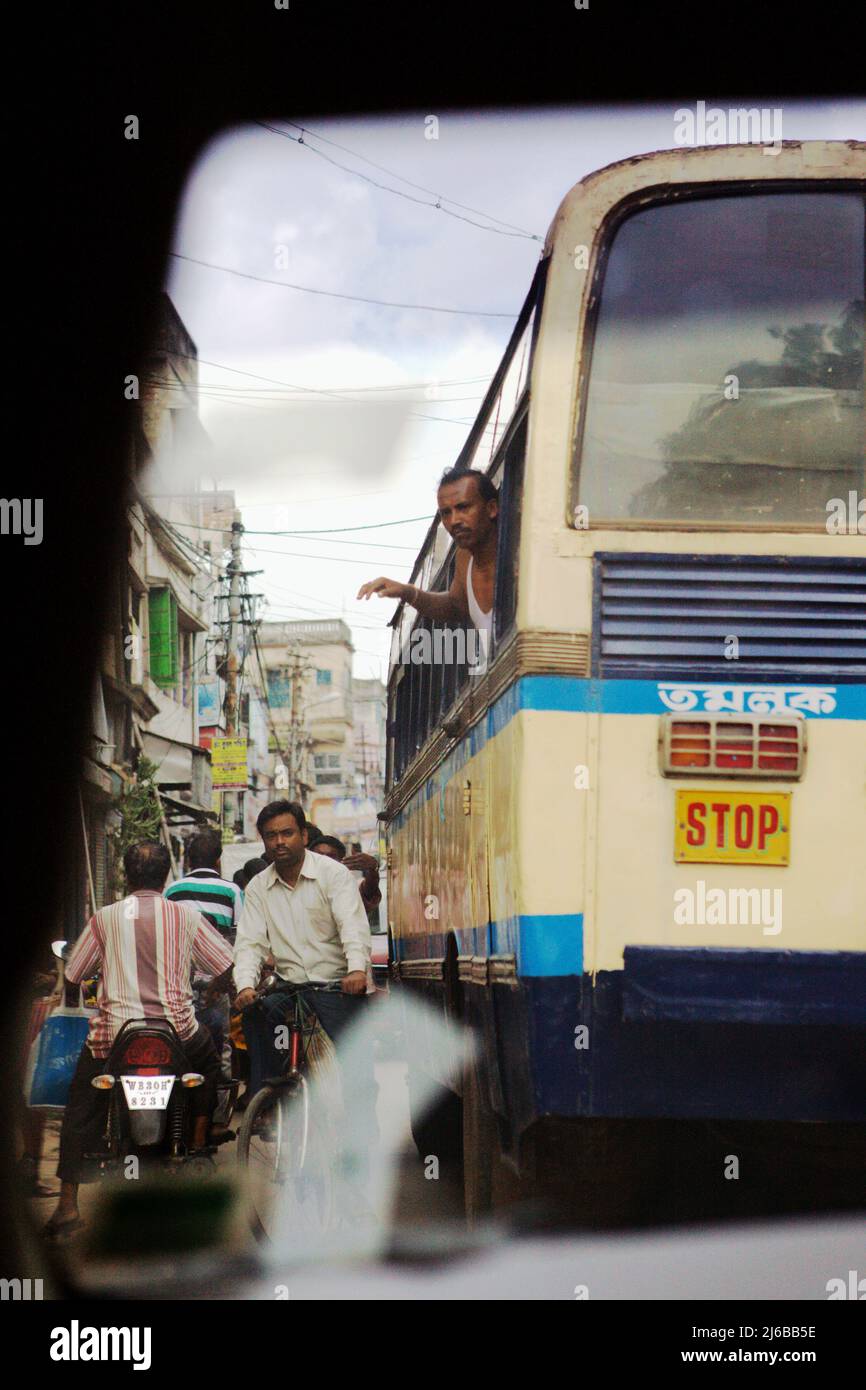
[240,980,343,1013]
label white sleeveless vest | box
[466,556,492,671]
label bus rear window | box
[575,191,865,526]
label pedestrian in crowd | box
[44,842,232,1240]
[304,821,324,850]
[311,833,347,861]
[243,856,268,883]
[233,800,377,1172]
[164,828,242,1091]
[233,868,248,891]
[346,851,382,916]
[357,467,498,669]
[312,836,382,916]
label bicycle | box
[236,982,343,1243]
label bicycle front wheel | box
[236,1079,336,1243]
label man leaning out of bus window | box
[357,467,498,669]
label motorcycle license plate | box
[120,1076,175,1110]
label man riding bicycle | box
[233,800,377,1175]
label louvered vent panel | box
[594,555,866,679]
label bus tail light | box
[757,722,801,773]
[660,713,806,779]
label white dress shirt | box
[233,850,372,992]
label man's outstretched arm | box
[357,549,469,623]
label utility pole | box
[222,516,243,837]
[359,725,369,798]
[287,643,307,804]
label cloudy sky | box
[163,100,864,681]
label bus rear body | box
[384,140,866,1217]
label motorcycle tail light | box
[122,1036,173,1066]
[91,1074,115,1090]
[181,1072,204,1088]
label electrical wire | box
[142,352,502,430]
[143,374,486,406]
[261,594,391,624]
[147,502,420,553]
[144,346,492,397]
[169,251,517,319]
[266,120,541,239]
[144,370,501,429]
[253,533,419,552]
[254,120,542,242]
[244,542,415,567]
[261,593,389,629]
[252,629,291,766]
[136,503,211,566]
[169,514,432,535]
[261,605,390,633]
[146,509,220,567]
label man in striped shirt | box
[164,828,242,1081]
[45,841,233,1239]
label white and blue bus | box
[384,140,866,1223]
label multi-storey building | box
[256,621,387,850]
[351,676,386,803]
[258,619,354,829]
[73,296,232,934]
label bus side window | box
[428,616,444,729]
[407,630,423,765]
[393,667,411,781]
[414,618,432,747]
[436,551,458,717]
[493,413,527,645]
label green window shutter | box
[170,594,178,686]
[148,588,179,688]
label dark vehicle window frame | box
[570,180,866,532]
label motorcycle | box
[84,1018,231,1178]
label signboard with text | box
[211,736,249,790]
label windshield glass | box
[575,191,865,525]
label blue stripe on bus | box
[397,913,583,977]
[488,912,583,975]
[516,913,583,976]
[517,675,866,720]
[391,675,866,831]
